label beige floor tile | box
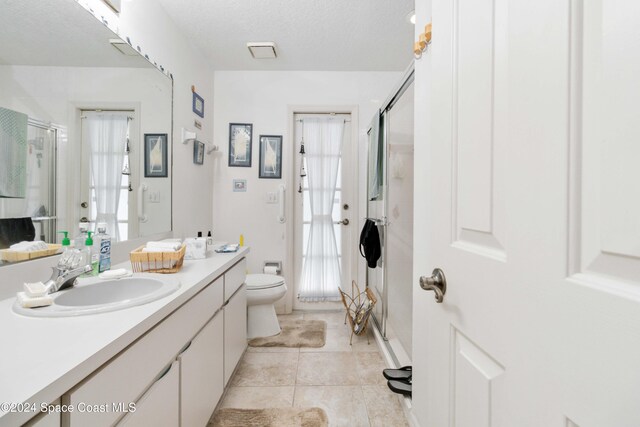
[247,345,300,353]
[220,386,295,409]
[350,329,380,352]
[294,386,370,427]
[362,386,409,427]
[354,352,388,385]
[303,311,348,328]
[296,352,359,386]
[231,352,299,386]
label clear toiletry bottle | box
[73,222,89,249]
[94,222,111,273]
[207,231,213,251]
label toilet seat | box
[245,274,285,290]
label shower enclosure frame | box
[366,63,415,366]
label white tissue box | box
[184,238,207,260]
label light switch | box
[148,191,160,203]
[267,192,278,204]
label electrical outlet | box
[267,192,278,204]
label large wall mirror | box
[0,1,173,267]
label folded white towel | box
[9,240,48,252]
[142,247,174,253]
[145,241,182,251]
[23,281,47,297]
[16,291,53,308]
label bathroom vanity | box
[0,249,248,427]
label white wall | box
[212,70,401,312]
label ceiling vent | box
[247,42,278,59]
[109,39,138,56]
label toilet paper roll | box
[263,266,279,275]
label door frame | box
[283,105,359,313]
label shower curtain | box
[85,112,128,240]
[299,118,344,302]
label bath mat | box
[210,407,328,427]
[248,319,326,348]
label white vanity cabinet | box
[179,310,224,427]
[223,259,247,385]
[52,257,246,427]
[117,361,179,427]
[23,400,61,427]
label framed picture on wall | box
[258,135,283,179]
[144,133,168,177]
[193,140,205,165]
[192,91,205,118]
[228,123,253,167]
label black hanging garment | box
[0,217,36,249]
[359,219,381,268]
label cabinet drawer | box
[180,310,224,427]
[23,400,61,427]
[65,277,224,426]
[224,258,246,301]
[224,285,247,386]
[117,361,179,427]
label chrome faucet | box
[44,250,91,294]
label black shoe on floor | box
[387,378,412,397]
[382,366,412,381]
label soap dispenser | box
[57,231,73,268]
[83,231,98,276]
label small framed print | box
[144,133,168,177]
[233,179,247,192]
[228,123,253,167]
[258,135,283,179]
[193,140,204,165]
[192,91,205,118]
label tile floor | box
[218,310,409,427]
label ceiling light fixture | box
[109,39,138,56]
[247,42,278,59]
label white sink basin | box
[13,277,180,317]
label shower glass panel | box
[366,68,414,366]
[384,81,415,361]
[0,119,58,245]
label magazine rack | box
[338,281,378,345]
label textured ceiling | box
[0,0,151,68]
[156,0,415,71]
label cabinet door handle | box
[178,340,192,355]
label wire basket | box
[338,280,378,345]
[129,244,186,273]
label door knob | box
[335,218,350,226]
[419,268,447,303]
[80,217,89,223]
[80,202,88,208]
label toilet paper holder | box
[263,261,282,275]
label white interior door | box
[293,113,354,309]
[413,1,640,426]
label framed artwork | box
[192,91,205,118]
[144,133,168,177]
[228,123,253,167]
[233,179,247,192]
[258,135,283,179]
[193,140,204,165]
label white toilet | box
[246,274,287,339]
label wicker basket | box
[129,244,186,273]
[0,244,62,263]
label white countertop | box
[0,247,249,426]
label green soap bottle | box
[57,231,73,267]
[83,231,99,276]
